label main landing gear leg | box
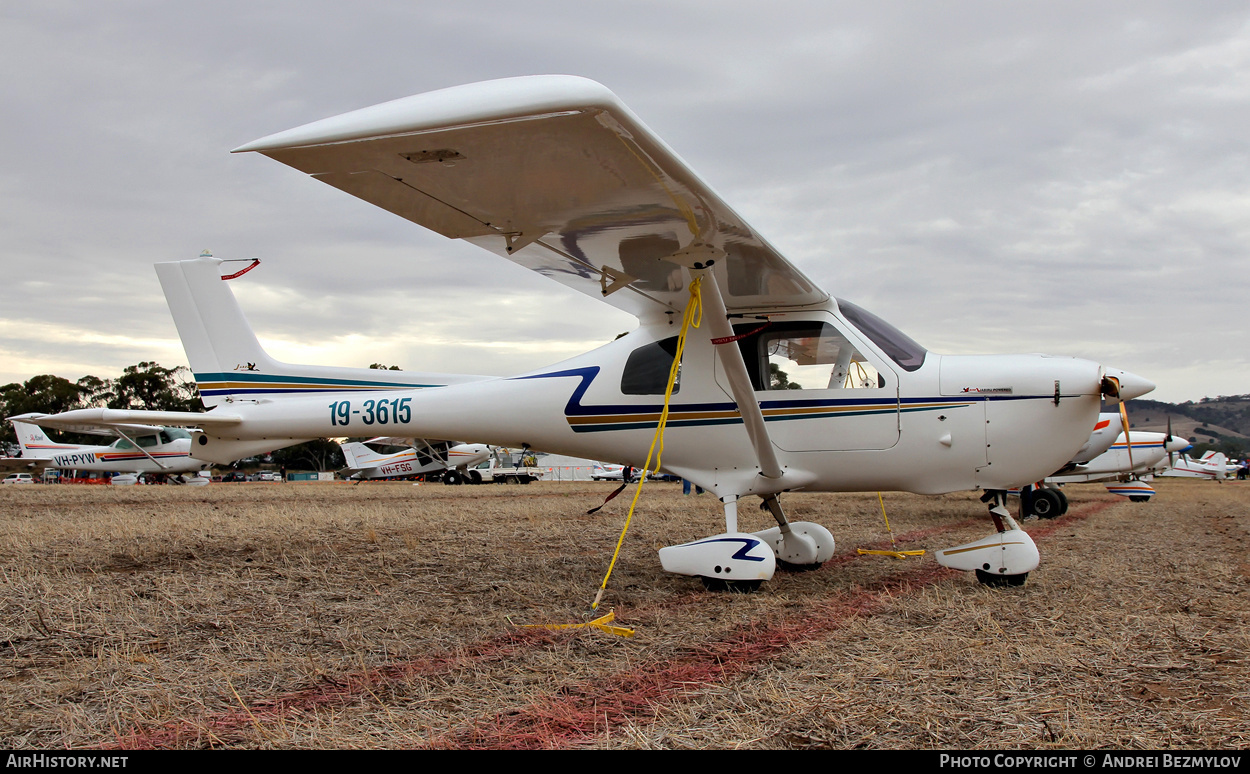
[753,494,836,571]
[657,494,777,592]
[934,490,1039,587]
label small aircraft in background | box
[1158,451,1233,480]
[1015,414,1189,512]
[339,437,490,483]
[3,414,211,482]
[38,76,1157,590]
[1043,426,1192,504]
[591,462,636,482]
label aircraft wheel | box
[1030,488,1062,519]
[1129,495,1150,503]
[443,470,462,486]
[976,569,1028,587]
[700,577,763,593]
[778,560,824,573]
[1054,489,1069,515]
[467,470,483,485]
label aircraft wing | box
[17,409,243,435]
[234,76,829,321]
[8,412,153,438]
[0,457,50,472]
[366,436,459,449]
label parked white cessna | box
[340,437,490,483]
[4,414,210,481]
[44,77,1155,589]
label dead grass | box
[1,479,1246,749]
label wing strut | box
[111,428,171,471]
[691,261,783,480]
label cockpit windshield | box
[836,298,927,372]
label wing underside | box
[17,409,242,435]
[236,76,828,320]
[0,458,50,472]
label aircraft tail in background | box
[8,415,78,458]
[339,441,385,470]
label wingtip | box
[229,75,618,154]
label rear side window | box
[622,337,682,395]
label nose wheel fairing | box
[934,528,1040,578]
[935,493,1039,585]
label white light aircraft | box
[1158,451,1232,480]
[4,414,210,481]
[1045,419,1191,503]
[340,437,490,483]
[44,76,1157,589]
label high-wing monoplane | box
[1158,451,1232,480]
[4,414,210,480]
[1046,426,1191,503]
[340,437,490,483]
[44,76,1156,589]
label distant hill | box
[1117,394,1250,458]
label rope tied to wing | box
[591,276,704,611]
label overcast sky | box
[2,2,1247,404]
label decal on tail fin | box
[9,420,60,457]
[8,416,74,458]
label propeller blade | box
[1167,415,1176,467]
[1119,402,1134,470]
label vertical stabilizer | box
[1209,452,1228,479]
[155,256,278,406]
[155,254,489,408]
[9,417,66,458]
[339,441,382,470]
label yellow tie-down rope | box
[592,275,704,610]
[516,610,635,638]
[522,276,704,637]
[857,492,925,559]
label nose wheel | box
[936,490,1038,587]
[975,569,1029,587]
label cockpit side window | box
[621,336,682,395]
[836,298,927,372]
[732,321,886,391]
[366,442,412,456]
[112,434,160,449]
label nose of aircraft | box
[1101,367,1156,402]
[1167,436,1193,453]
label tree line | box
[0,362,199,447]
[0,362,413,470]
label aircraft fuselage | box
[193,301,1105,498]
[43,439,205,474]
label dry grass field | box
[1,478,1247,749]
